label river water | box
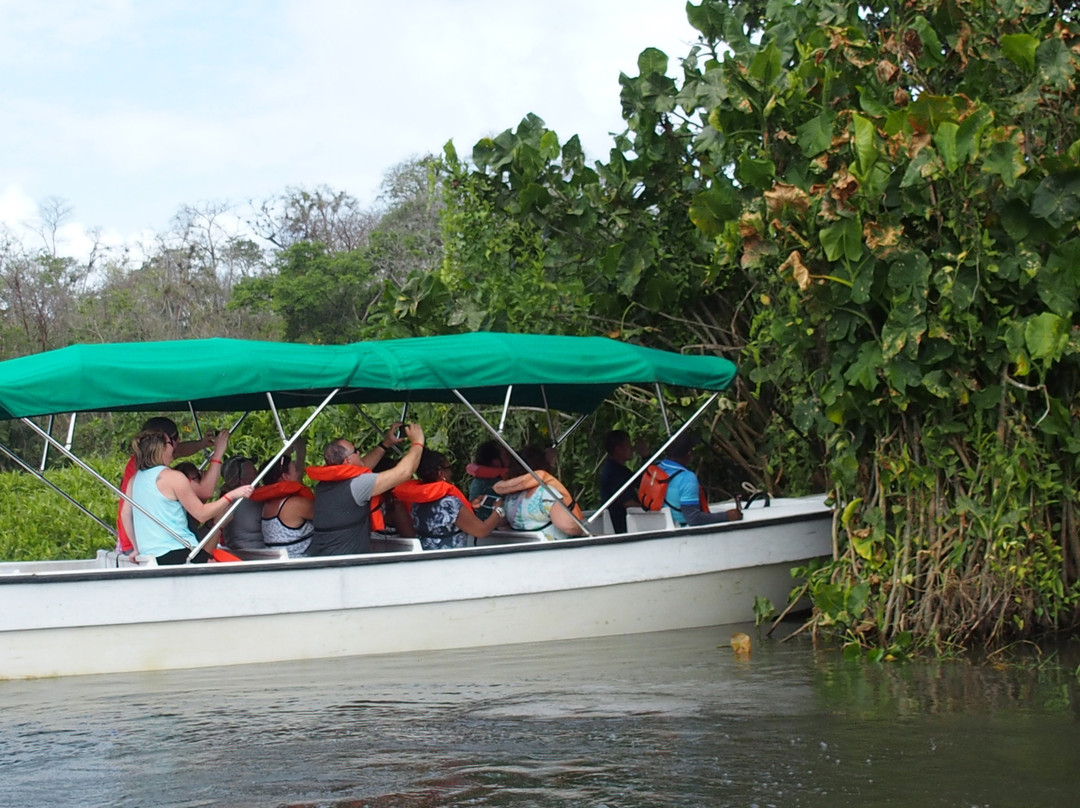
[1,624,1077,808]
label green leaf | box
[909,16,944,67]
[1001,32,1038,72]
[1025,312,1068,362]
[797,112,834,157]
[1037,36,1075,90]
[1030,170,1080,229]
[981,140,1026,187]
[736,154,777,190]
[748,42,783,88]
[934,121,960,172]
[882,299,927,361]
[955,105,993,164]
[637,47,669,76]
[843,341,882,391]
[819,218,863,262]
[852,114,877,176]
[689,185,741,237]
[686,0,729,40]
[538,130,561,162]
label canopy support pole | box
[452,388,592,537]
[39,415,55,471]
[498,386,513,434]
[19,418,197,553]
[656,384,671,436]
[352,404,398,455]
[194,410,251,471]
[266,393,287,442]
[552,413,589,449]
[587,392,719,527]
[188,403,204,442]
[192,387,341,560]
[540,386,556,448]
[0,440,116,537]
[64,413,77,451]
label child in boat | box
[172,461,207,539]
[220,455,265,550]
[466,439,510,519]
[494,446,583,541]
[395,449,505,550]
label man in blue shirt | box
[656,433,743,526]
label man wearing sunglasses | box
[306,422,426,557]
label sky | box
[0,0,700,260]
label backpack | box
[637,463,711,515]
[638,464,683,512]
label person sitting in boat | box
[395,448,506,550]
[172,461,208,539]
[646,433,743,526]
[120,429,255,565]
[493,446,584,541]
[252,441,314,558]
[219,455,265,550]
[598,429,649,534]
[114,417,223,556]
[305,423,426,556]
[466,439,510,519]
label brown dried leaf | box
[779,250,812,291]
[764,183,812,216]
[875,59,899,84]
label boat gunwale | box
[0,504,831,586]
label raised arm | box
[166,468,253,524]
[191,430,229,499]
[360,422,404,469]
[371,423,425,496]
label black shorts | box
[155,548,211,565]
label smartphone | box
[481,495,501,508]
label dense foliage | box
[384,0,1080,652]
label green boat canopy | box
[0,333,737,420]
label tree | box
[417,0,1080,651]
[250,185,378,254]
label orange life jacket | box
[305,464,385,531]
[638,463,710,514]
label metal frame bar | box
[552,413,589,449]
[266,392,287,442]
[0,440,116,536]
[39,415,55,471]
[64,413,77,451]
[452,388,592,537]
[497,385,513,434]
[656,383,671,436]
[20,417,198,552]
[191,387,341,560]
[540,386,556,448]
[586,392,720,526]
[196,411,251,471]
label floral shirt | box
[504,486,570,541]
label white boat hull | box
[0,496,831,679]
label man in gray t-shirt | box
[307,424,426,556]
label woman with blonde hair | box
[120,429,254,565]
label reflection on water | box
[1,625,1077,808]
